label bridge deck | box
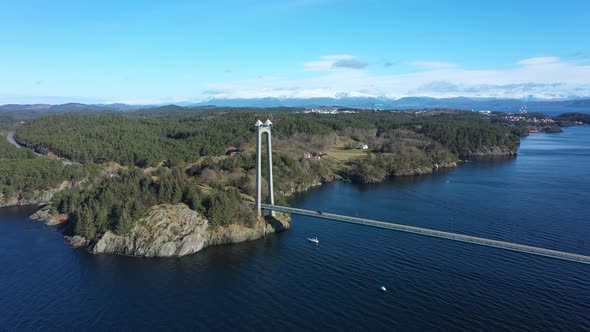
[261,203,590,265]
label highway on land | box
[4,131,78,165]
[6,131,25,149]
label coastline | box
[0,180,77,209]
[1,124,558,258]
[65,204,291,257]
[0,145,516,258]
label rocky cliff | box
[390,161,458,177]
[29,206,67,226]
[0,181,72,208]
[279,178,324,197]
[460,146,517,157]
[66,203,290,257]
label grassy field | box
[327,146,367,161]
[273,136,368,162]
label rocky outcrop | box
[72,203,290,258]
[65,235,90,248]
[352,160,459,183]
[279,179,323,197]
[391,161,458,176]
[461,146,516,157]
[208,212,289,246]
[91,204,209,257]
[29,206,67,226]
[0,181,73,208]
[542,125,563,133]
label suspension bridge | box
[253,119,590,265]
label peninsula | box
[0,106,584,257]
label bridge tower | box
[255,119,274,216]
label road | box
[4,131,78,165]
[6,131,25,149]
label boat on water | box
[380,286,387,292]
[308,237,319,244]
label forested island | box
[0,107,582,257]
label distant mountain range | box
[190,97,590,110]
[1,97,590,118]
[0,103,148,119]
[0,102,146,112]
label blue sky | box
[1,0,589,104]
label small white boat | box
[380,286,387,292]
[308,237,319,244]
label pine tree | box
[115,208,133,235]
[94,206,109,235]
[182,186,201,211]
[73,207,97,240]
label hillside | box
[2,97,590,120]
[4,108,534,256]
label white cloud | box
[303,54,366,71]
[333,59,368,69]
[517,56,560,66]
[408,61,458,69]
[200,55,590,100]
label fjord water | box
[1,127,590,331]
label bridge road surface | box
[261,203,590,265]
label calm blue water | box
[487,105,590,115]
[396,105,590,115]
[523,105,590,115]
[1,126,590,331]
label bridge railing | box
[259,203,590,265]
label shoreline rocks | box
[29,206,68,226]
[391,161,458,177]
[0,181,72,208]
[279,178,324,197]
[65,235,90,248]
[459,146,517,157]
[19,145,515,257]
[65,203,290,258]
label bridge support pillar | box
[255,119,274,217]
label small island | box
[1,106,586,257]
